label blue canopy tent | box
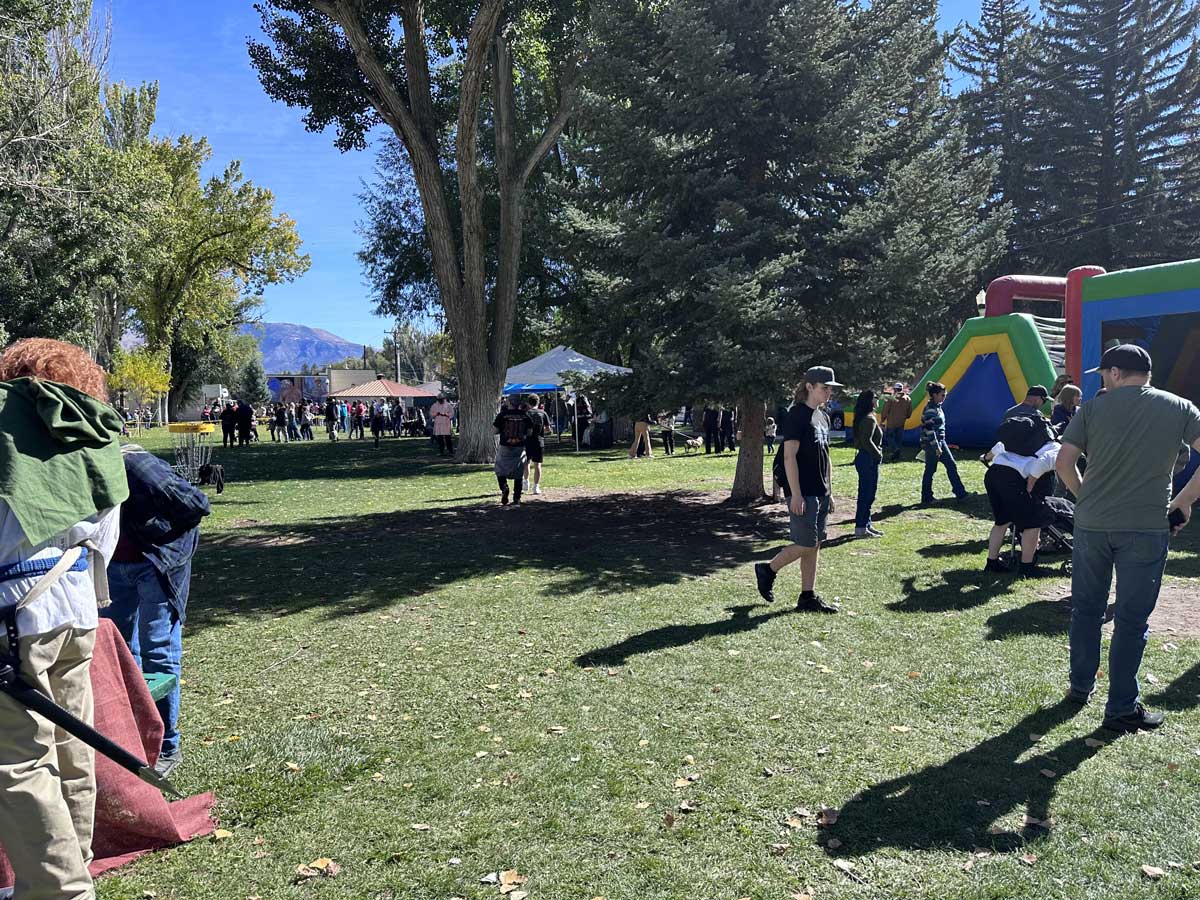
[503,346,632,449]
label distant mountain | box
[241,322,364,373]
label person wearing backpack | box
[982,411,1060,576]
[881,383,912,462]
[494,396,532,505]
[754,367,843,613]
[523,394,551,494]
[919,381,969,506]
[1003,384,1050,421]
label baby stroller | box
[1008,494,1074,573]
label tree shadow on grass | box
[188,490,774,635]
[828,699,1104,855]
[887,568,1012,614]
[575,604,794,667]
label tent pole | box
[575,398,579,452]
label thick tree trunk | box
[730,397,766,502]
[455,360,500,463]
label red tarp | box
[0,619,215,888]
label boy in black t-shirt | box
[494,397,532,505]
[522,393,551,495]
[753,366,842,613]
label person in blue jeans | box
[919,381,968,505]
[1056,344,1200,733]
[852,390,884,537]
[103,444,210,776]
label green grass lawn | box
[98,431,1200,900]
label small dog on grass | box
[683,436,703,454]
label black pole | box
[3,674,182,798]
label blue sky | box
[107,0,983,348]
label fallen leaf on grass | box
[769,843,790,856]
[1039,769,1057,779]
[499,869,528,888]
[410,823,431,831]
[962,859,975,872]
[1085,737,1106,748]
[832,859,856,875]
[1019,853,1038,866]
[295,858,340,880]
[1142,865,1166,880]
[826,838,843,850]
[1029,733,1043,741]
[678,799,699,813]
[1023,814,1053,829]
[547,725,566,735]
[769,713,782,721]
[635,801,650,809]
[889,725,911,733]
[283,761,302,773]
[508,893,528,900]
[480,873,499,885]
[213,828,233,840]
[908,671,921,679]
[785,817,807,830]
[663,812,676,828]
[1167,763,1180,773]
[817,806,839,827]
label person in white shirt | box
[0,338,128,900]
[982,438,1060,576]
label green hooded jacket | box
[0,377,129,546]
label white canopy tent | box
[503,346,632,450]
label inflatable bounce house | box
[890,258,1200,446]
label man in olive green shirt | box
[1056,344,1200,733]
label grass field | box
[96,430,1200,900]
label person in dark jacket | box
[720,405,737,452]
[702,404,721,454]
[102,444,210,776]
[236,399,254,446]
[219,401,236,447]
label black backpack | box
[996,411,1056,458]
[772,444,792,497]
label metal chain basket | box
[167,422,214,484]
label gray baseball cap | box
[804,366,843,388]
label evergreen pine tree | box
[1024,0,1200,271]
[239,357,269,406]
[953,0,1038,270]
[567,0,1006,500]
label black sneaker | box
[797,593,838,613]
[754,562,777,603]
[984,558,1012,574]
[500,492,509,506]
[1103,703,1165,733]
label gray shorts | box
[788,495,830,548]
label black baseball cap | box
[804,366,843,388]
[1026,385,1048,400]
[1085,343,1152,374]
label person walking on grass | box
[1057,344,1200,733]
[324,398,339,441]
[919,381,968,506]
[660,412,677,456]
[702,403,720,454]
[431,394,455,456]
[753,367,842,613]
[628,413,654,459]
[523,394,551,494]
[494,396,531,505]
[852,390,884,538]
[881,382,911,462]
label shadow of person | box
[828,700,1104,856]
[984,598,1072,641]
[575,604,794,668]
[1144,660,1200,711]
[887,568,1013,614]
[917,539,989,559]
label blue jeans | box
[854,452,879,528]
[103,561,184,756]
[1069,528,1170,717]
[885,427,904,459]
[921,442,966,502]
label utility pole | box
[393,323,402,383]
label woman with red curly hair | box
[0,338,128,899]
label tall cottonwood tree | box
[249,1,585,461]
[1023,0,1200,271]
[567,0,1006,501]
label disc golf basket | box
[168,422,214,484]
